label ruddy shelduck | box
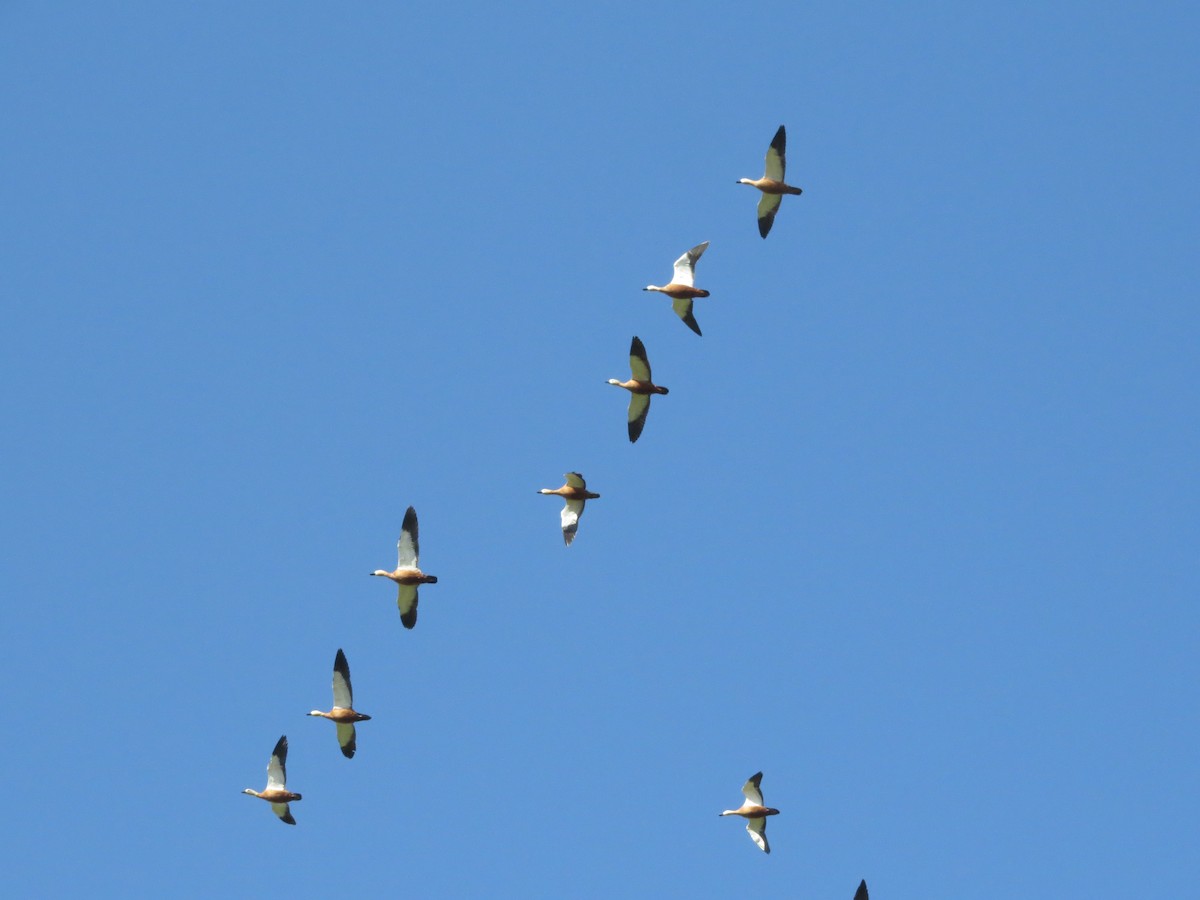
[719,771,780,854]
[607,336,669,443]
[538,472,599,546]
[242,735,302,825]
[371,505,438,629]
[854,880,869,900]
[307,648,372,758]
[737,125,803,238]
[643,241,710,336]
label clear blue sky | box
[2,2,1197,897]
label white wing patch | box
[671,253,695,287]
[757,192,783,238]
[561,498,585,545]
[765,126,786,181]
[747,816,770,853]
[397,583,418,618]
[742,775,765,807]
[271,802,295,825]
[332,665,353,710]
[671,297,701,336]
[336,722,357,757]
[396,532,418,569]
[564,472,586,489]
[765,144,784,182]
[266,754,286,791]
[629,340,651,382]
[627,393,651,442]
[670,241,707,287]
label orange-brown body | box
[247,788,303,803]
[611,379,670,396]
[653,285,710,300]
[728,805,780,819]
[741,177,803,195]
[542,485,600,501]
[378,568,438,586]
[310,708,372,724]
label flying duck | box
[538,473,600,546]
[643,241,710,336]
[719,771,780,853]
[606,336,669,443]
[371,506,438,629]
[737,125,803,238]
[307,648,372,758]
[242,735,302,825]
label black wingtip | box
[854,880,869,900]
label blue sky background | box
[2,2,1198,896]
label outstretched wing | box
[854,880,869,900]
[267,735,288,790]
[398,584,418,629]
[271,802,296,825]
[671,241,709,287]
[564,472,586,489]
[747,816,770,854]
[627,393,651,443]
[332,648,353,709]
[397,506,420,568]
[764,125,786,181]
[672,297,702,336]
[629,336,652,382]
[742,772,766,806]
[561,498,586,546]
[757,192,783,238]
[336,722,357,759]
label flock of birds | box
[241,125,871,897]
